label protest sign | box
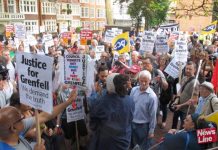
[104,30,115,43]
[112,32,130,54]
[64,54,87,86]
[16,52,53,113]
[6,25,14,37]
[43,34,54,47]
[155,34,169,53]
[95,45,105,60]
[14,23,26,39]
[80,29,92,45]
[157,23,179,35]
[164,57,186,79]
[66,89,85,122]
[23,39,30,53]
[197,128,217,144]
[112,28,123,36]
[174,40,188,62]
[140,31,156,53]
[26,34,37,46]
[61,32,72,45]
[40,26,45,33]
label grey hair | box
[138,70,151,80]
[132,51,139,56]
[106,73,119,93]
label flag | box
[201,21,217,35]
[112,32,130,54]
[211,60,218,93]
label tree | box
[127,0,169,32]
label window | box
[80,0,89,3]
[90,21,95,30]
[96,9,105,18]
[42,2,55,14]
[81,21,90,28]
[0,0,3,12]
[71,5,80,16]
[72,20,80,27]
[20,0,37,14]
[24,20,38,34]
[96,21,105,30]
[89,8,95,18]
[96,0,104,5]
[44,20,56,32]
[90,0,95,3]
[81,7,89,18]
[8,0,15,13]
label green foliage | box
[127,0,170,30]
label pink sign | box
[197,128,217,144]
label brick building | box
[0,0,106,34]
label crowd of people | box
[0,29,218,150]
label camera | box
[209,55,217,61]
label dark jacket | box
[158,131,201,150]
[89,93,135,150]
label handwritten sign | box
[174,40,188,62]
[104,30,115,43]
[16,52,53,113]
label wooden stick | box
[75,121,80,150]
[35,109,41,145]
[186,60,203,116]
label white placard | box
[164,57,186,79]
[95,45,105,60]
[155,34,169,53]
[26,34,37,46]
[64,54,87,86]
[174,40,188,62]
[14,23,26,39]
[16,52,53,113]
[23,39,30,53]
[66,88,85,122]
[43,34,54,47]
[40,26,45,33]
[141,31,156,53]
[104,30,115,43]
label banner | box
[164,57,186,79]
[112,32,130,54]
[157,23,179,35]
[64,54,87,86]
[66,89,85,122]
[140,31,156,53]
[201,21,217,35]
[155,34,169,53]
[16,52,53,113]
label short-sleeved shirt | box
[12,117,35,150]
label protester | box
[130,70,158,149]
[0,90,77,150]
[172,61,200,129]
[89,73,135,150]
[195,81,218,115]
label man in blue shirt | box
[130,70,158,150]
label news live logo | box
[114,38,128,51]
[197,128,217,144]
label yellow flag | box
[205,111,218,126]
[201,21,217,35]
[112,32,130,54]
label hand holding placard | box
[66,89,78,105]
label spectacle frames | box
[13,115,25,125]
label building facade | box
[167,0,212,32]
[0,0,106,34]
